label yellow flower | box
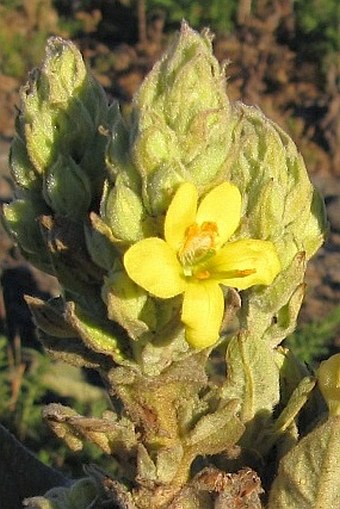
[124,182,281,348]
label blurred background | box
[0,0,339,476]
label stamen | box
[195,270,211,280]
[233,269,256,277]
[179,221,218,268]
[217,268,257,279]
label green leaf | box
[259,376,316,456]
[156,443,185,483]
[64,301,127,363]
[273,376,316,435]
[223,331,280,427]
[43,403,137,459]
[26,296,75,338]
[38,330,108,370]
[268,416,340,509]
[185,399,245,456]
[242,251,306,343]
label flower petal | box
[207,239,281,290]
[196,182,241,246]
[124,237,186,298]
[165,182,198,251]
[182,281,224,348]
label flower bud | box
[5,36,112,291]
[229,104,326,270]
[9,135,39,190]
[228,105,327,341]
[102,267,153,340]
[131,22,234,214]
[68,478,98,508]
[14,36,109,203]
[105,101,136,182]
[84,212,118,271]
[2,198,53,274]
[100,176,146,243]
[24,478,97,509]
[42,155,91,220]
[317,353,340,417]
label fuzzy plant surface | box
[3,21,340,509]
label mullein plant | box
[2,21,339,509]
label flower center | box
[178,221,218,276]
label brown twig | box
[137,0,147,47]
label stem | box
[237,0,252,24]
[137,0,147,46]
